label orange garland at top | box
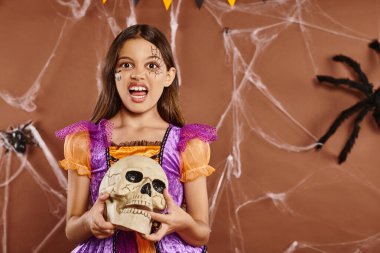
[101,0,238,9]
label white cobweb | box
[1,0,380,252]
[0,123,67,253]
[203,0,380,252]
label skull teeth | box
[127,199,152,207]
[122,208,151,219]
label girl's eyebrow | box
[117,56,133,61]
[148,55,161,60]
[117,55,162,61]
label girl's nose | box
[130,66,145,80]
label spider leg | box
[332,55,372,92]
[369,39,380,54]
[338,106,371,164]
[316,100,367,149]
[316,75,371,96]
[21,120,33,131]
[25,131,38,145]
[373,108,380,128]
[0,132,12,152]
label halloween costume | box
[56,119,217,253]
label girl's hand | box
[142,189,193,242]
[85,193,115,239]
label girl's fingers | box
[163,189,174,207]
[92,206,115,230]
[93,227,114,238]
[98,193,110,202]
[95,193,110,212]
[142,223,168,241]
[94,231,114,239]
[92,213,115,233]
[148,211,170,223]
[98,220,115,230]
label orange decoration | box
[163,0,172,10]
[227,0,236,7]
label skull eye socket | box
[152,179,166,194]
[126,171,143,183]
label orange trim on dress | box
[108,145,161,165]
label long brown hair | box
[91,24,185,127]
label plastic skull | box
[99,155,168,235]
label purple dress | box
[56,120,217,253]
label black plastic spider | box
[315,39,380,164]
[0,121,37,154]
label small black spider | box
[315,39,380,164]
[0,121,37,154]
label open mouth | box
[129,85,148,100]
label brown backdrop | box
[1,0,380,252]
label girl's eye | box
[121,62,133,68]
[148,63,159,69]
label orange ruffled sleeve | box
[59,131,91,177]
[180,138,215,182]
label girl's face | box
[114,38,176,116]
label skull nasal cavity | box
[141,183,151,196]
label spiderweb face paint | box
[149,46,164,78]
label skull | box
[99,155,168,235]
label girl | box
[56,24,217,253]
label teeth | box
[129,86,147,91]
[131,95,145,99]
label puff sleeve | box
[59,131,91,177]
[180,138,215,182]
